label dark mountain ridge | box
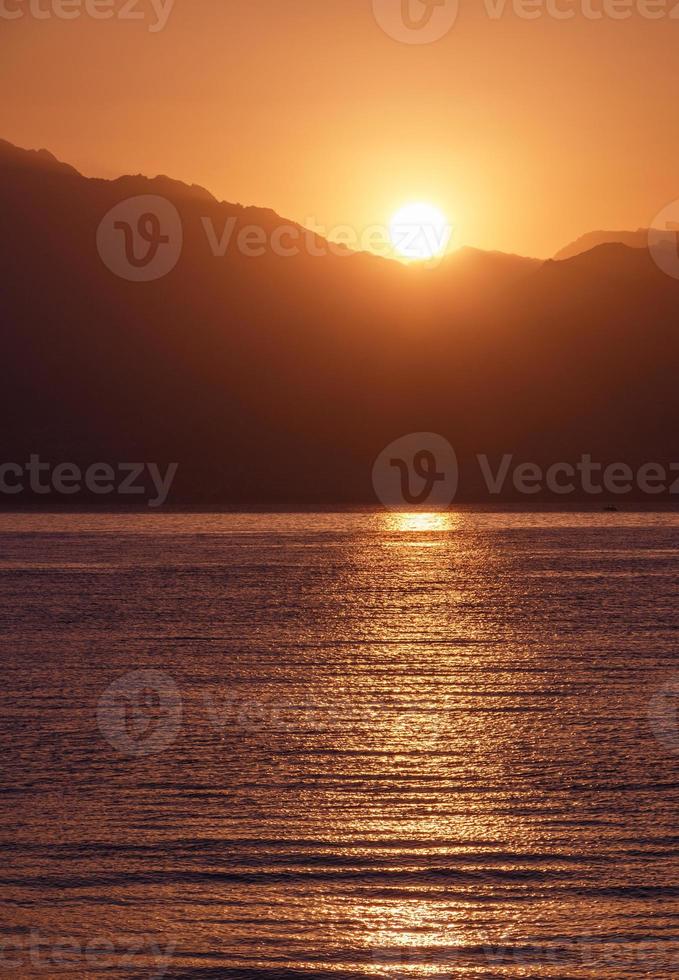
[2,139,678,505]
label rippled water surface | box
[1,511,678,978]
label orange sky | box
[2,0,678,257]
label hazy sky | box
[2,0,678,257]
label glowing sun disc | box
[389,203,451,260]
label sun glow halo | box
[389,203,451,261]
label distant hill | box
[2,139,679,505]
[554,229,649,260]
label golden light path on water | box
[0,512,676,978]
[387,511,459,534]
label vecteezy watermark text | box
[479,0,679,20]
[374,435,679,509]
[0,456,178,507]
[372,0,679,45]
[97,669,416,758]
[475,454,679,496]
[96,195,455,282]
[0,0,175,32]
[371,933,679,972]
[0,930,174,977]
[202,214,452,262]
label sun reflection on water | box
[385,512,460,534]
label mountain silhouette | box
[554,229,650,261]
[2,139,679,505]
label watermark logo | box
[372,0,459,43]
[648,200,679,280]
[97,669,182,757]
[648,674,679,753]
[373,433,459,510]
[96,208,455,271]
[97,195,182,282]
[373,439,679,505]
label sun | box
[389,203,451,261]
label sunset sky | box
[2,0,678,258]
